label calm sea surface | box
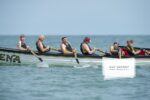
[0,35,150,100]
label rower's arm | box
[17,41,27,51]
[61,44,73,54]
[131,48,140,55]
[82,44,95,54]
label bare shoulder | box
[38,41,42,45]
[61,43,66,47]
[82,43,88,47]
[18,40,21,44]
[110,45,114,49]
[60,43,66,50]
[17,41,21,46]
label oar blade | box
[76,58,80,64]
[38,57,43,62]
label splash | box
[74,64,99,69]
[36,62,49,67]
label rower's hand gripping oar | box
[30,49,43,62]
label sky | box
[0,0,150,35]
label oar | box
[96,49,111,56]
[50,47,61,52]
[30,50,43,62]
[50,47,80,64]
[74,52,80,64]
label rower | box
[60,37,76,54]
[126,40,141,56]
[17,34,29,51]
[36,35,50,53]
[80,37,96,55]
[145,50,150,55]
[110,42,123,58]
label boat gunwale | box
[119,46,150,50]
[0,47,103,58]
[0,47,150,59]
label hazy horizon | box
[0,0,150,35]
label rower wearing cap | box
[60,37,76,54]
[17,34,29,51]
[80,37,96,55]
[110,42,123,58]
[36,35,50,53]
[126,40,141,56]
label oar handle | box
[50,47,61,52]
[96,48,104,53]
[96,49,111,56]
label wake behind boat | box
[0,47,150,66]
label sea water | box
[0,35,150,100]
